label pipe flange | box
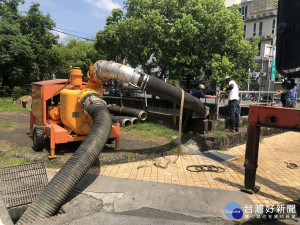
[137,110,147,121]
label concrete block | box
[208,119,226,131]
[20,95,32,110]
[240,116,248,126]
[198,119,208,134]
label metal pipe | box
[216,87,220,119]
[111,115,132,127]
[130,117,138,125]
[108,104,147,121]
[93,60,209,118]
[112,116,138,125]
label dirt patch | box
[118,131,168,150]
[0,112,33,150]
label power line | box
[51,28,95,42]
[54,26,94,36]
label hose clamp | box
[81,92,106,114]
[140,74,150,90]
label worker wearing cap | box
[224,76,240,132]
[182,84,220,133]
[275,81,293,108]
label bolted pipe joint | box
[81,92,106,114]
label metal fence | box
[205,90,280,119]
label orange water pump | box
[30,67,120,158]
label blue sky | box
[19,0,124,42]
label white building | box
[241,0,278,80]
[225,0,278,77]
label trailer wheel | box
[107,138,115,144]
[33,127,45,151]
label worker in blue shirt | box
[290,87,296,108]
[182,84,220,133]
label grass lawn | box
[0,151,30,167]
[0,97,30,112]
[121,122,178,141]
[0,120,14,128]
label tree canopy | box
[1,0,258,93]
[53,39,101,79]
[95,0,258,87]
[0,0,59,89]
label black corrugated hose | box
[138,75,208,118]
[17,101,112,225]
[108,105,147,121]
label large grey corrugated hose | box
[17,98,112,225]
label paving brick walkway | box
[95,132,300,206]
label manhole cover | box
[0,162,48,208]
[200,150,239,163]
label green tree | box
[106,8,124,25]
[95,8,125,63]
[0,20,33,88]
[0,0,24,24]
[0,1,59,89]
[53,39,101,79]
[95,0,258,87]
[19,3,59,81]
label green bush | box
[12,86,25,100]
[0,86,11,97]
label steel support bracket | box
[243,105,300,193]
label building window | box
[257,42,261,56]
[241,7,244,19]
[272,19,276,34]
[253,23,256,36]
[241,5,248,20]
[259,21,263,36]
[244,24,246,38]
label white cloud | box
[93,10,106,18]
[51,29,69,44]
[84,0,121,11]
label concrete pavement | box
[39,131,299,224]
[98,131,300,206]
[1,131,300,224]
[34,172,249,225]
